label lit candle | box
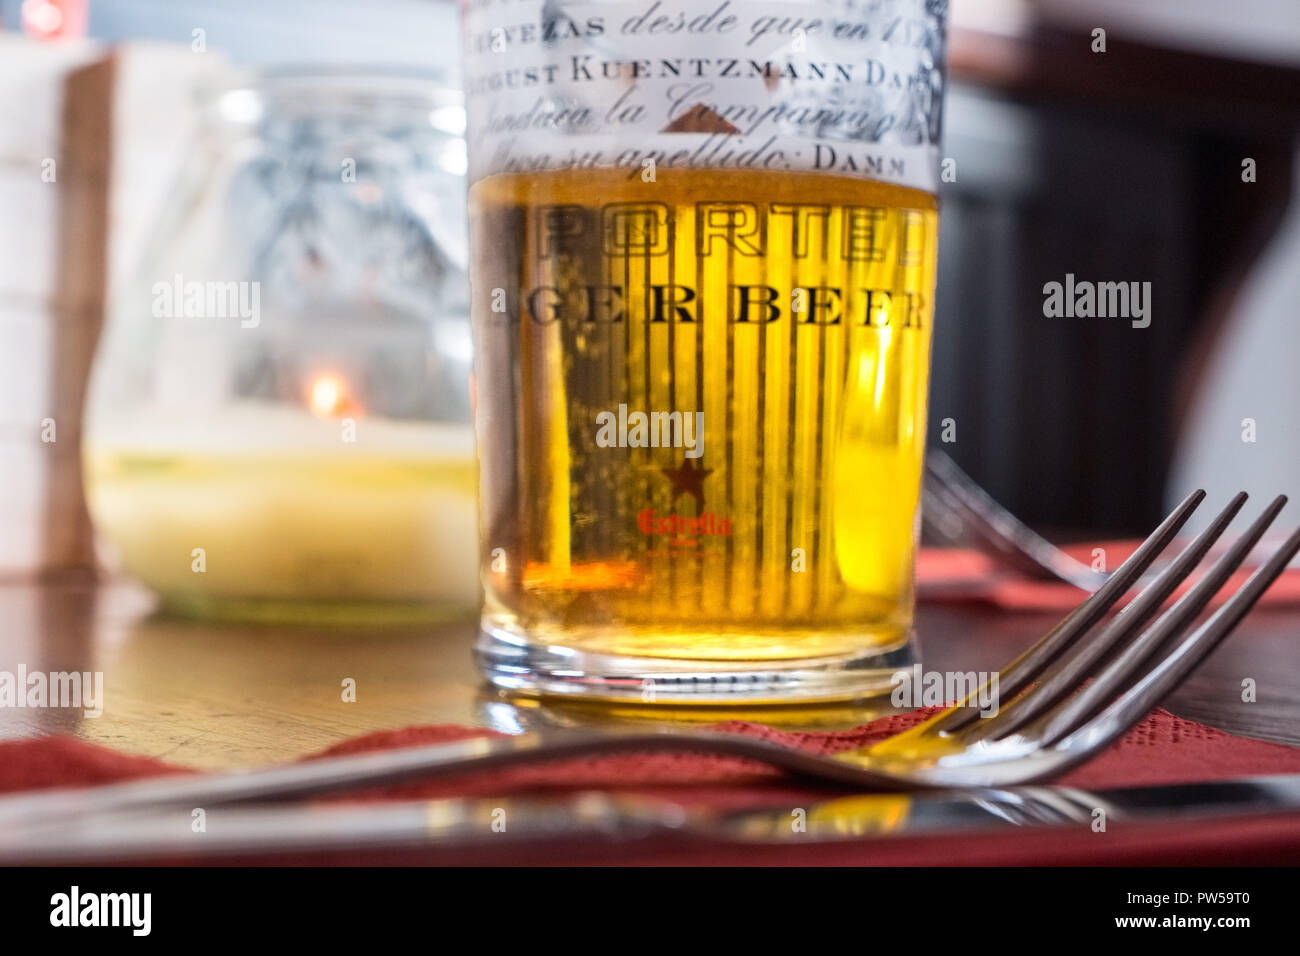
[83,397,479,621]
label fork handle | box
[0,729,870,834]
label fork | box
[922,449,1108,590]
[922,450,1290,591]
[1,490,1296,834]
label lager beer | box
[462,0,947,701]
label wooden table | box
[0,576,1296,771]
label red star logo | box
[659,457,713,512]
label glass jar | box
[83,70,478,623]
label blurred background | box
[2,0,1299,587]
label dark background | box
[931,25,1300,536]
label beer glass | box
[461,0,947,702]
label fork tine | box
[1049,516,1300,758]
[924,488,1205,736]
[968,492,1248,741]
[1028,495,1286,747]
[926,451,1107,590]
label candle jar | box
[83,70,478,623]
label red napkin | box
[3,707,1300,865]
[917,542,1300,611]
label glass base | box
[475,619,916,705]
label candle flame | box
[309,375,346,418]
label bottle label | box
[460,0,947,192]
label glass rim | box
[197,65,464,125]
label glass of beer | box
[461,0,946,702]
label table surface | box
[1,577,1296,771]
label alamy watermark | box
[151,273,260,328]
[0,666,104,717]
[890,665,1000,717]
[1042,274,1151,329]
[50,886,150,936]
[595,404,704,459]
